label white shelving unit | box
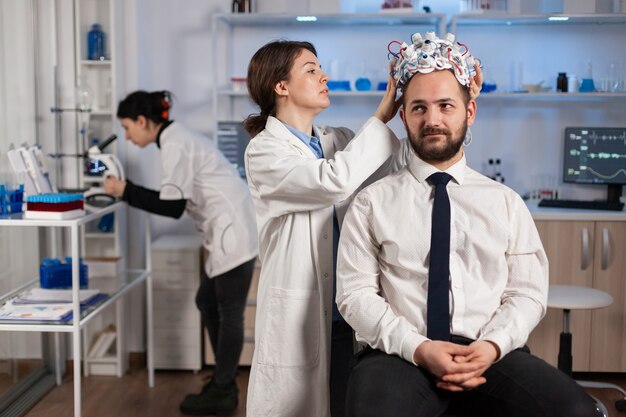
[74,0,120,258]
[73,0,128,376]
[0,202,154,417]
[449,12,626,32]
[212,12,626,121]
[477,92,626,100]
[211,12,446,136]
[448,12,626,98]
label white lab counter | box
[526,200,626,222]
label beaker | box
[579,61,595,93]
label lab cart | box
[0,202,154,417]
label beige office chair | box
[548,284,626,417]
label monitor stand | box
[607,184,624,203]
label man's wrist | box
[413,340,430,365]
[484,340,501,362]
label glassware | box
[76,75,94,112]
[579,61,595,93]
[76,76,93,151]
[557,72,568,92]
[87,23,106,60]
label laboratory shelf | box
[0,202,154,417]
[217,88,388,97]
[478,92,626,101]
[79,59,112,66]
[212,11,447,135]
[0,200,121,227]
[84,232,116,239]
[450,13,626,29]
[0,269,149,332]
[218,88,626,101]
[215,12,445,29]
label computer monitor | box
[563,127,626,203]
[217,121,249,178]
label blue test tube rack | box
[0,184,24,216]
[39,257,89,289]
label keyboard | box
[538,199,625,211]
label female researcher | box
[104,90,257,417]
[244,40,482,417]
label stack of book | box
[0,288,105,322]
[87,324,117,358]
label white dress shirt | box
[336,151,548,364]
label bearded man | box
[335,32,602,417]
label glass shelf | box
[450,13,626,30]
[219,88,626,101]
[84,232,116,239]
[218,88,387,97]
[80,59,112,66]
[478,92,626,101]
[215,12,445,27]
[0,269,149,332]
[0,201,122,227]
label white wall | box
[0,0,48,360]
[119,0,231,351]
[124,0,231,244]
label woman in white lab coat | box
[243,41,483,417]
[104,90,258,417]
[243,40,403,417]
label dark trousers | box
[346,343,602,417]
[330,319,354,417]
[195,258,255,385]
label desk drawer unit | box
[151,235,203,371]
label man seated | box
[336,32,602,417]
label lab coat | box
[244,116,407,417]
[159,122,258,277]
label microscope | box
[84,134,125,198]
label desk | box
[0,202,154,417]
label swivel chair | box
[547,284,626,416]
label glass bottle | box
[556,72,568,92]
[87,23,106,60]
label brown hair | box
[401,69,470,108]
[244,40,317,137]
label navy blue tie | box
[426,172,452,341]
[310,137,324,159]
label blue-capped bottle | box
[87,23,106,60]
